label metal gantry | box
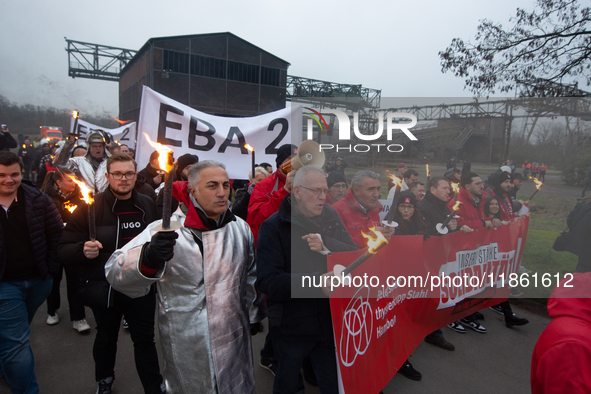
[65,38,137,81]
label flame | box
[143,133,173,172]
[533,177,543,190]
[388,174,403,187]
[244,143,254,152]
[451,200,462,211]
[63,202,77,213]
[72,110,79,119]
[112,117,130,125]
[65,174,94,205]
[426,163,430,177]
[451,182,460,193]
[361,226,388,254]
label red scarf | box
[488,189,514,220]
[172,181,210,230]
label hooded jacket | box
[246,170,289,244]
[531,273,591,393]
[448,188,486,230]
[332,188,383,248]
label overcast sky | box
[0,0,537,117]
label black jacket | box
[417,191,452,235]
[138,164,163,190]
[0,183,63,280]
[566,201,591,257]
[58,188,160,283]
[256,195,357,340]
[232,183,252,221]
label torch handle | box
[440,212,455,228]
[161,170,174,230]
[88,202,96,242]
[528,187,541,201]
[342,250,373,277]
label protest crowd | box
[0,122,589,394]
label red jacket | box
[531,273,591,393]
[246,170,289,245]
[332,188,383,249]
[324,194,337,206]
[447,188,486,230]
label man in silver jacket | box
[105,160,263,394]
[66,131,110,193]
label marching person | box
[66,131,110,193]
[387,169,418,199]
[0,151,63,394]
[333,170,389,248]
[138,151,165,191]
[42,167,90,332]
[325,171,347,206]
[59,153,164,394]
[232,166,269,220]
[105,160,263,393]
[256,165,357,393]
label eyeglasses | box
[300,186,329,196]
[108,172,136,180]
[398,204,415,211]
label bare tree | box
[439,0,591,95]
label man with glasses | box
[59,153,164,394]
[257,165,357,393]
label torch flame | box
[361,226,388,254]
[451,200,462,211]
[63,202,77,213]
[72,110,79,119]
[426,163,430,177]
[22,144,26,149]
[143,133,173,172]
[451,182,460,193]
[66,174,94,205]
[112,117,130,125]
[533,177,543,190]
[244,144,254,152]
[388,174,403,187]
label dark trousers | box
[46,264,85,321]
[272,333,338,394]
[91,287,163,394]
[260,331,274,361]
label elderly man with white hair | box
[105,160,263,394]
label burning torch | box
[426,163,430,183]
[144,133,181,232]
[67,175,96,241]
[436,200,462,235]
[333,227,389,278]
[528,177,543,200]
[245,144,255,181]
[383,174,402,228]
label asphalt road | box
[0,280,549,394]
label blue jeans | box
[272,334,338,394]
[0,277,52,394]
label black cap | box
[327,171,347,188]
[276,144,298,168]
[397,190,418,208]
[512,172,524,181]
[494,171,512,188]
[176,154,199,177]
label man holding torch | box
[257,165,357,394]
[66,131,110,194]
[58,153,164,394]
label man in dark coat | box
[58,153,164,394]
[257,165,357,394]
[138,150,164,191]
[0,151,63,394]
[566,197,591,273]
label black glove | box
[141,231,179,270]
[250,321,264,336]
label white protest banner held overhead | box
[69,118,137,149]
[136,86,296,180]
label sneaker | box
[46,313,59,325]
[518,265,532,274]
[460,318,487,333]
[447,321,466,333]
[96,376,114,394]
[259,358,277,376]
[123,319,129,329]
[505,313,529,328]
[489,305,504,316]
[473,311,485,320]
[73,319,91,333]
[424,334,455,351]
[399,359,422,381]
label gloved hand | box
[250,321,264,336]
[141,231,179,270]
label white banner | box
[136,86,297,180]
[69,119,137,149]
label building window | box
[191,54,226,79]
[261,66,280,87]
[163,50,189,74]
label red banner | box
[328,216,529,393]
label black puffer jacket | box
[417,191,453,235]
[58,187,160,282]
[0,183,63,280]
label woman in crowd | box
[484,196,510,225]
[42,167,90,333]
